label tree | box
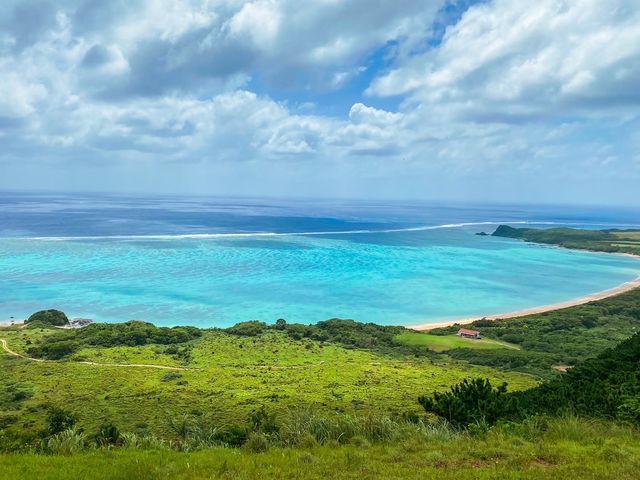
[418,378,514,427]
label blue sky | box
[0,0,639,205]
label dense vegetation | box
[492,224,640,255]
[25,310,68,327]
[228,318,424,357]
[419,332,640,426]
[428,288,640,377]
[25,321,202,360]
[515,331,640,422]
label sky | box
[0,0,639,206]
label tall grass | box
[10,411,639,457]
[41,428,86,455]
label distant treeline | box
[491,224,640,255]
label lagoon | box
[0,193,639,327]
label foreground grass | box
[2,418,638,480]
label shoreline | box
[4,251,640,332]
[410,275,640,331]
[0,319,24,328]
[3,278,640,331]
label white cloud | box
[0,72,47,118]
[370,0,640,120]
[0,0,639,204]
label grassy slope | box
[395,332,518,352]
[0,328,535,439]
[2,418,639,480]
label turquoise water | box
[0,224,638,327]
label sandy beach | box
[410,275,640,331]
[0,319,25,328]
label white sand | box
[410,276,640,331]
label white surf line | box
[15,220,557,241]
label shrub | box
[161,372,183,382]
[243,432,270,453]
[217,425,248,447]
[26,321,202,360]
[42,428,86,455]
[227,321,268,336]
[418,378,515,427]
[93,423,121,447]
[120,432,165,450]
[28,340,79,360]
[249,406,279,434]
[26,309,68,327]
[46,407,77,436]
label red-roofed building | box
[457,328,481,339]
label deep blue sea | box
[1,192,639,327]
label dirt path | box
[0,338,189,371]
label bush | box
[243,432,270,453]
[94,423,121,447]
[217,425,248,447]
[46,407,78,436]
[42,428,86,455]
[418,378,515,427]
[512,332,640,423]
[161,372,183,382]
[227,321,269,336]
[120,432,165,450]
[249,406,279,434]
[26,321,202,360]
[26,309,68,327]
[28,340,79,360]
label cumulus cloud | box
[370,0,640,121]
[0,0,638,204]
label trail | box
[0,338,189,371]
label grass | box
[395,332,518,352]
[0,328,536,440]
[1,417,638,479]
[429,287,640,377]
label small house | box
[457,328,481,339]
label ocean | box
[0,192,639,327]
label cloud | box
[0,0,638,205]
[369,0,640,122]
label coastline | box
[410,275,640,331]
[0,319,24,328]
[3,247,639,332]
